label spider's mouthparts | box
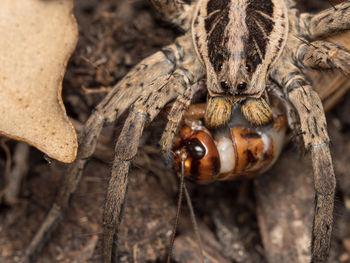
[241,97,273,125]
[204,96,232,128]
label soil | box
[1,0,350,263]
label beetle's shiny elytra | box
[173,103,287,184]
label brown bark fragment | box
[255,149,314,263]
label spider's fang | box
[241,97,273,125]
[204,96,232,128]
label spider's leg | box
[300,0,350,39]
[21,111,106,263]
[102,35,203,262]
[295,40,350,76]
[103,108,147,263]
[267,82,299,129]
[103,66,202,262]
[271,63,336,263]
[21,34,200,263]
[160,83,200,154]
[150,0,195,30]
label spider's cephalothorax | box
[192,0,289,128]
[23,1,350,263]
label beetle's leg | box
[295,40,350,76]
[149,0,195,30]
[300,0,350,39]
[272,63,336,263]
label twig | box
[4,143,30,205]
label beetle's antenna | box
[183,183,205,263]
[166,155,186,263]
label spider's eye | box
[185,138,206,159]
[245,63,252,73]
[217,63,223,72]
[214,54,224,72]
[237,81,247,91]
[220,81,230,91]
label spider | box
[22,0,350,262]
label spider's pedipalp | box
[272,61,336,263]
[21,1,349,262]
[301,0,350,39]
[296,40,350,76]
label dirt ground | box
[1,0,350,262]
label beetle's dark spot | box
[186,138,206,159]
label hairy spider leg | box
[302,0,350,39]
[272,58,336,263]
[22,33,202,263]
[296,40,350,77]
[150,0,195,30]
[103,34,203,262]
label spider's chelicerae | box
[24,0,350,262]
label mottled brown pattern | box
[231,127,275,174]
[205,0,230,71]
[245,0,275,69]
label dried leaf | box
[0,0,78,163]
